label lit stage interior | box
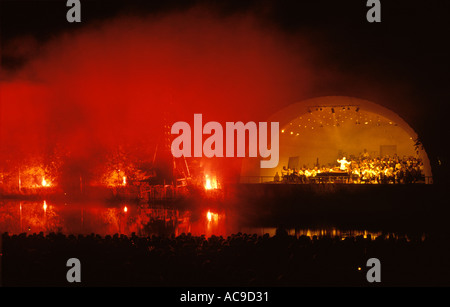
[241,96,432,184]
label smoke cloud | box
[1,7,316,168]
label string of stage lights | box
[281,105,399,136]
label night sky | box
[1,0,449,183]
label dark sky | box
[2,0,448,105]
[1,0,449,181]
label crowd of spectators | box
[349,155,424,184]
[277,155,425,184]
[2,229,448,286]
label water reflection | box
[0,200,220,237]
[0,200,419,240]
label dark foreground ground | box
[2,183,449,287]
[2,229,450,287]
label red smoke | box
[0,8,314,181]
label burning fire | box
[204,174,218,190]
[123,206,128,213]
[41,177,50,187]
[122,176,127,186]
[43,200,48,212]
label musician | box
[351,168,360,183]
[274,172,280,182]
[281,166,288,181]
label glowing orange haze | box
[0,8,314,179]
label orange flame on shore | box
[204,174,218,190]
[122,176,127,186]
[42,177,50,187]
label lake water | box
[0,199,419,240]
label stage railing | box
[239,176,276,184]
[239,176,433,184]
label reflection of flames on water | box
[0,201,420,241]
[204,210,222,237]
[0,200,62,234]
[206,210,219,223]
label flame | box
[204,174,218,190]
[42,177,50,187]
[123,206,128,213]
[122,176,127,186]
[43,200,47,212]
